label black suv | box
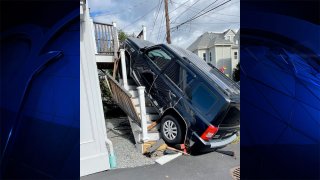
[123,37,240,151]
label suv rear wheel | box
[161,115,183,145]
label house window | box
[203,53,206,61]
[234,52,238,59]
[209,52,212,62]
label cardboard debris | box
[147,139,165,154]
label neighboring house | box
[187,29,239,77]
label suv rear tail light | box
[200,125,219,141]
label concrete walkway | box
[81,143,239,180]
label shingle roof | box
[187,29,236,51]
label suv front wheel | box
[160,115,183,145]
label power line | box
[171,0,231,30]
[168,0,191,14]
[156,8,165,43]
[122,4,158,30]
[150,0,163,37]
[171,0,201,24]
[171,1,239,17]
[174,0,219,25]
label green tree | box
[232,62,240,82]
[118,29,128,43]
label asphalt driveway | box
[81,143,239,180]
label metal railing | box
[105,74,140,123]
[93,22,116,55]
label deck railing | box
[93,22,116,55]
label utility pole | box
[164,0,171,44]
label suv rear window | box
[147,48,172,70]
[187,84,216,115]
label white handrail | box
[137,86,149,141]
[120,49,128,90]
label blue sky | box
[88,0,239,48]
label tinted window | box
[165,62,181,87]
[180,69,195,91]
[187,84,216,114]
[147,48,172,70]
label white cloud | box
[88,0,239,48]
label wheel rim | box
[163,120,178,140]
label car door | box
[143,47,174,109]
[132,46,165,93]
[149,52,191,111]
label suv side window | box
[165,64,196,91]
[164,61,181,87]
[146,48,172,70]
[186,83,217,115]
[181,69,195,92]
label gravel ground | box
[106,117,155,169]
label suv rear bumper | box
[192,133,237,149]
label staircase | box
[105,55,162,153]
[126,81,162,149]
[97,23,160,153]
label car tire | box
[160,115,183,145]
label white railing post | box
[137,86,148,141]
[142,25,147,40]
[120,49,128,90]
[112,22,119,54]
[90,19,98,54]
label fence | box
[93,22,116,55]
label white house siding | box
[196,49,207,62]
[188,30,239,78]
[80,1,110,176]
[215,45,232,77]
[208,48,216,66]
[231,48,239,74]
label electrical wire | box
[122,4,159,30]
[171,0,239,17]
[171,0,201,24]
[156,9,165,43]
[150,0,164,38]
[168,0,191,14]
[171,0,231,30]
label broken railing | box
[105,73,140,123]
[105,49,150,142]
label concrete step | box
[148,114,160,121]
[139,113,160,122]
[131,97,139,106]
[128,117,160,143]
[128,85,137,90]
[129,90,138,98]
[134,106,158,114]
[148,131,160,141]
